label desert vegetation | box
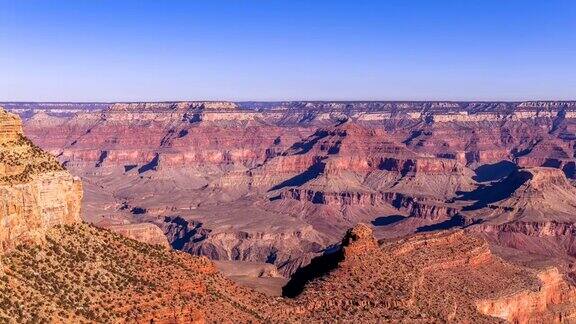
[0,134,63,185]
[0,224,284,322]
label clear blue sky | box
[1,0,575,101]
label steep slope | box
[289,224,576,322]
[3,223,575,323]
[0,224,285,322]
[0,108,82,252]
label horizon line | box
[2,99,576,104]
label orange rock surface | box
[0,108,82,252]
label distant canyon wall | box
[14,100,576,173]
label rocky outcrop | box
[476,267,576,323]
[462,167,576,264]
[104,223,170,248]
[0,107,82,252]
[288,225,576,322]
[341,223,378,256]
[156,216,326,276]
[264,122,474,227]
[0,172,82,252]
[463,167,576,224]
[0,110,23,144]
[283,189,459,220]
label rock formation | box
[0,107,82,252]
[0,109,23,143]
[289,224,576,322]
[156,215,327,276]
[263,121,476,229]
[462,167,576,264]
[104,223,171,248]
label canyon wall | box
[10,100,576,278]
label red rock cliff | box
[0,107,82,252]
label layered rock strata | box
[290,224,576,322]
[0,108,82,252]
[12,100,576,277]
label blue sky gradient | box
[1,0,575,101]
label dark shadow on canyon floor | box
[473,160,518,182]
[416,215,465,233]
[458,169,531,211]
[371,215,406,227]
[138,154,160,173]
[289,131,328,155]
[282,246,344,298]
[269,162,326,191]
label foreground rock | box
[289,224,576,322]
[0,108,82,252]
[2,222,575,322]
[0,224,283,322]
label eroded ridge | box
[291,224,576,322]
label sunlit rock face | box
[286,224,576,322]
[0,107,82,252]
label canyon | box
[12,101,576,270]
[3,102,576,322]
